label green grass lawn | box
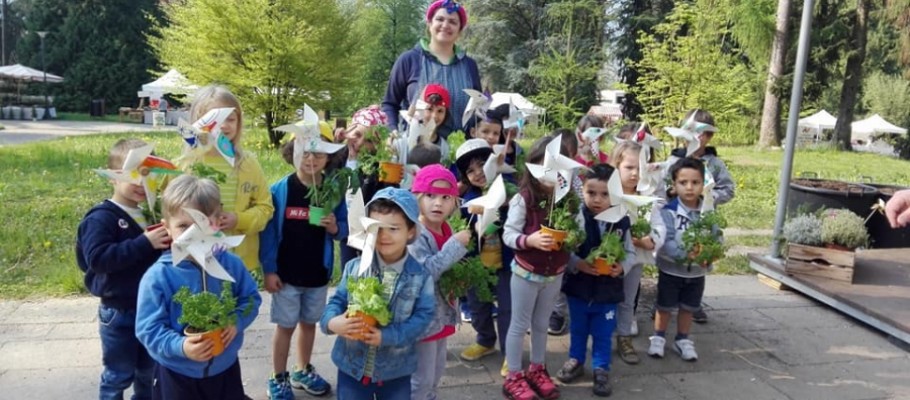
[2,130,910,299]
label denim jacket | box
[319,254,436,382]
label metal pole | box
[38,31,49,119]
[771,0,815,258]
[2,0,7,66]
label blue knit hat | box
[367,187,421,227]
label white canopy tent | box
[796,110,837,142]
[138,69,197,97]
[850,114,907,143]
[0,64,63,83]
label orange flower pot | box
[540,225,568,251]
[378,162,403,184]
[346,311,378,341]
[592,258,614,275]
[184,327,225,357]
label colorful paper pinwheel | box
[274,104,345,169]
[463,174,507,249]
[171,208,245,283]
[346,190,392,277]
[595,168,661,224]
[663,112,716,157]
[94,143,179,220]
[177,107,237,166]
[525,135,586,203]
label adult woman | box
[381,0,481,139]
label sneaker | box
[501,360,510,378]
[616,336,640,365]
[592,368,612,397]
[526,364,559,399]
[502,372,539,400]
[290,364,331,396]
[630,320,639,337]
[267,372,294,400]
[693,308,708,324]
[460,343,496,361]
[647,336,666,358]
[674,339,698,361]
[556,358,583,383]
[547,313,567,336]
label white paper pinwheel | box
[399,99,437,151]
[463,175,507,249]
[482,144,517,184]
[177,107,237,166]
[461,89,492,128]
[525,135,586,202]
[346,190,391,277]
[94,144,179,218]
[596,169,661,223]
[171,208,245,283]
[634,126,666,195]
[663,113,715,157]
[701,169,717,213]
[274,105,345,169]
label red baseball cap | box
[423,84,451,109]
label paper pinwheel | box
[274,104,345,169]
[525,135,586,203]
[94,144,179,220]
[399,99,437,152]
[701,168,716,213]
[663,113,716,157]
[595,168,661,224]
[482,143,517,184]
[177,107,237,166]
[346,190,391,277]
[171,208,245,283]
[463,175,507,249]
[633,125,666,195]
[461,89,492,128]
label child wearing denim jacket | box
[321,187,436,399]
[76,138,170,400]
[135,175,261,400]
[408,164,471,400]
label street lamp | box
[36,31,48,119]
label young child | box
[422,84,452,163]
[575,115,609,167]
[662,109,735,323]
[610,141,660,365]
[320,187,436,399]
[548,129,583,336]
[180,85,274,274]
[501,135,576,400]
[76,138,170,400]
[259,134,349,399]
[408,164,471,400]
[453,139,515,377]
[648,157,720,361]
[409,142,443,168]
[135,175,262,399]
[556,164,635,397]
[465,105,507,148]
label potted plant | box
[782,214,824,247]
[820,208,869,251]
[540,190,583,251]
[307,168,357,225]
[782,209,865,283]
[173,281,248,357]
[438,256,498,304]
[679,211,727,270]
[358,126,402,184]
[345,276,393,341]
[630,207,652,239]
[585,231,626,275]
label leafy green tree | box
[152,0,355,148]
[832,0,872,150]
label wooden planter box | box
[785,243,856,283]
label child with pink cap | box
[408,164,471,400]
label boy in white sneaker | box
[648,157,721,362]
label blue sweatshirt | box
[382,39,482,138]
[135,251,261,379]
[75,200,162,310]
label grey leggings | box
[616,263,644,336]
[506,273,562,372]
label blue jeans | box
[566,297,617,371]
[98,305,154,400]
[337,371,410,400]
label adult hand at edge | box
[885,189,910,228]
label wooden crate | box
[785,243,856,283]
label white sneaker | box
[647,336,666,358]
[674,339,698,361]
[630,320,639,337]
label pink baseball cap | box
[412,164,459,197]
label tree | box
[153,0,355,148]
[832,0,871,150]
[758,0,791,147]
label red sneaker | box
[526,364,559,399]
[502,372,539,400]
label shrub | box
[820,209,869,250]
[782,214,823,246]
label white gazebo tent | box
[797,109,837,142]
[850,114,907,143]
[136,69,197,125]
[0,64,63,83]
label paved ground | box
[1,275,908,399]
[0,120,175,146]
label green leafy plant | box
[446,130,467,165]
[586,231,627,265]
[173,282,249,333]
[190,162,228,184]
[820,209,869,250]
[680,211,727,268]
[630,207,652,238]
[346,276,392,325]
[544,190,584,251]
[438,257,498,303]
[308,168,358,210]
[358,126,396,178]
[782,214,823,246]
[447,212,470,233]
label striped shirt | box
[110,199,148,229]
[204,154,237,212]
[363,256,405,379]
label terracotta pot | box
[308,206,326,226]
[540,225,568,251]
[378,162,404,184]
[347,310,378,341]
[592,258,614,275]
[184,326,225,357]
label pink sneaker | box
[502,372,539,400]
[526,364,559,399]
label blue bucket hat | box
[367,187,421,227]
